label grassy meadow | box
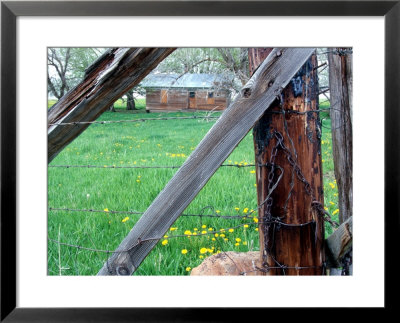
[48,99,339,275]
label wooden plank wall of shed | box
[146,88,228,111]
[146,89,188,111]
[191,90,228,111]
[168,90,189,109]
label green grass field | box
[48,101,339,275]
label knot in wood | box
[243,88,252,98]
[116,266,130,276]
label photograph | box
[2,0,397,319]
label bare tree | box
[47,48,71,99]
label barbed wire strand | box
[48,163,259,169]
[49,115,220,126]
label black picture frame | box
[1,0,398,321]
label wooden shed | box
[140,73,231,112]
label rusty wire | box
[48,163,259,170]
[48,221,257,255]
[48,206,257,220]
[48,115,219,126]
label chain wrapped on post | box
[258,130,335,274]
[251,51,327,275]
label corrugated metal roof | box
[140,73,227,89]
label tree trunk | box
[328,48,353,224]
[250,48,325,275]
[48,48,175,162]
[126,90,136,110]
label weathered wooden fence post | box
[328,48,353,224]
[327,48,353,275]
[249,48,325,275]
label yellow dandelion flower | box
[228,228,234,233]
[250,170,256,174]
[235,243,240,246]
[201,231,207,234]
[200,248,207,254]
[211,238,216,241]
[329,201,335,205]
[215,233,219,237]
[244,224,249,229]
[216,210,220,214]
[235,207,240,211]
[243,208,249,213]
[186,267,191,272]
[104,208,109,212]
[235,238,241,243]
[253,217,259,223]
[199,255,204,259]
[220,229,225,232]
[181,249,188,255]
[332,209,339,215]
[255,228,259,232]
[324,206,329,211]
[220,234,225,238]
[122,217,129,223]
[224,238,228,241]
[169,227,177,231]
[161,239,168,246]
[184,230,192,236]
[208,228,213,231]
[201,225,207,229]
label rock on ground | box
[190,251,261,276]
